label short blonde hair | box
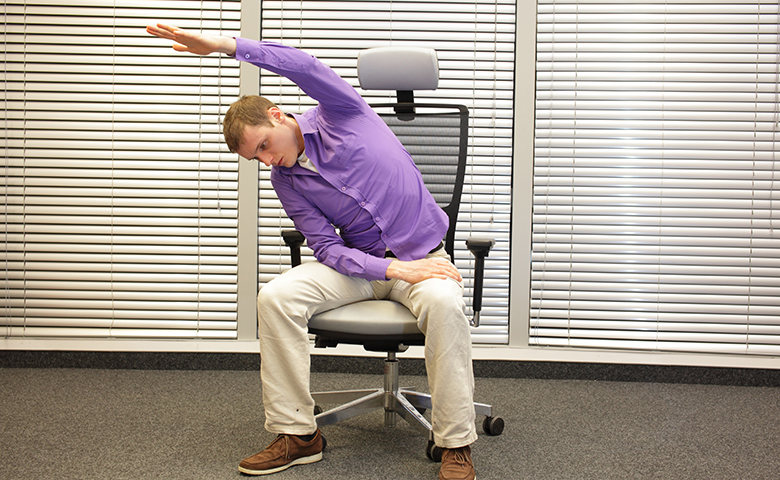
[223,95,277,153]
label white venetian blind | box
[254,0,516,344]
[2,1,242,339]
[532,0,780,354]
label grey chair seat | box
[308,300,425,352]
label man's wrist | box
[217,36,237,56]
[385,260,400,280]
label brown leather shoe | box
[238,430,325,475]
[439,445,475,480]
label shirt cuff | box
[364,255,394,282]
[233,37,250,61]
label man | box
[146,23,478,480]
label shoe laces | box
[445,447,471,468]
[451,450,469,466]
[268,434,291,460]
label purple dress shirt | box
[235,38,448,281]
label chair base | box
[311,353,495,444]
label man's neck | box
[286,114,306,156]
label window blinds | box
[255,0,516,344]
[2,1,241,339]
[532,1,780,354]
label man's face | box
[237,107,300,168]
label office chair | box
[281,46,503,462]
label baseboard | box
[2,350,780,387]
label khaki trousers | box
[256,248,477,449]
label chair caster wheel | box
[483,416,504,436]
[426,440,443,462]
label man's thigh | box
[381,249,466,323]
[263,260,375,317]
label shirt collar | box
[290,112,316,136]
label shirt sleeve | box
[233,37,366,116]
[272,172,393,281]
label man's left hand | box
[385,258,462,285]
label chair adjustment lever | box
[465,237,495,328]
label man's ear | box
[267,106,284,123]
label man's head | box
[223,95,277,153]
[224,95,304,168]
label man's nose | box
[259,152,273,166]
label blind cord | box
[108,0,116,338]
[3,1,9,338]
[21,0,28,338]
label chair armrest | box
[465,237,495,328]
[282,230,305,267]
[282,231,493,325]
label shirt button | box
[360,202,366,207]
[245,54,251,59]
[341,187,347,192]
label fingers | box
[146,23,178,39]
[146,24,206,54]
[386,257,462,284]
[426,258,462,282]
[146,23,192,45]
[156,23,177,32]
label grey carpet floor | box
[2,367,779,480]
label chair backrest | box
[358,46,468,259]
[371,103,469,259]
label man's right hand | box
[146,23,237,56]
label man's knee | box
[412,279,467,325]
[256,272,304,324]
[415,278,464,305]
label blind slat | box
[532,0,780,356]
[2,1,242,340]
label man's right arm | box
[233,38,366,114]
[147,24,366,115]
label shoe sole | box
[238,452,323,476]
